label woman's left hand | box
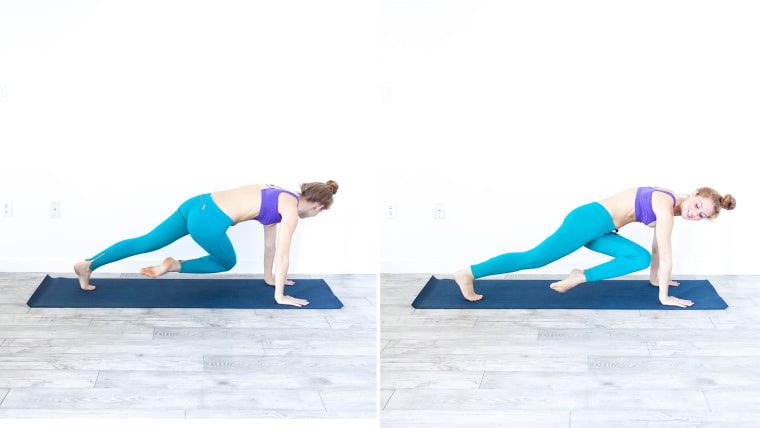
[265,278,295,286]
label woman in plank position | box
[74,181,338,307]
[454,187,736,308]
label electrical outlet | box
[50,201,61,218]
[434,202,445,220]
[385,202,397,219]
[2,201,12,218]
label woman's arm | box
[652,206,692,308]
[650,233,660,285]
[649,232,679,287]
[263,224,294,286]
[272,198,309,307]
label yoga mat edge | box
[27,275,343,309]
[411,276,728,310]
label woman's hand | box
[659,295,694,308]
[265,277,295,286]
[276,295,310,307]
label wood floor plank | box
[381,369,483,389]
[153,326,371,341]
[382,409,569,428]
[0,370,98,388]
[0,409,186,419]
[538,327,736,342]
[384,388,709,412]
[0,315,94,327]
[0,325,154,341]
[0,387,325,410]
[185,409,328,418]
[648,338,760,357]
[261,334,376,356]
[0,304,31,314]
[381,326,539,341]
[570,410,760,427]
[481,370,760,392]
[0,352,204,371]
[381,315,479,328]
[0,338,266,356]
[588,355,760,372]
[383,338,649,357]
[203,354,374,374]
[382,354,588,372]
[95,369,374,390]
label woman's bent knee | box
[631,250,652,271]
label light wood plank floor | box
[381,273,760,428]
[0,272,377,420]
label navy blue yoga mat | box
[27,276,343,309]
[412,277,727,310]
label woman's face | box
[682,194,716,221]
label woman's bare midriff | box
[598,188,638,230]
[210,185,263,225]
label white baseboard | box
[0,258,373,275]
[380,257,753,276]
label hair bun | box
[721,194,736,210]
[326,180,339,195]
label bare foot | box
[453,268,483,301]
[140,257,181,278]
[73,260,96,291]
[550,269,586,293]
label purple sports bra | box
[635,187,676,225]
[256,187,299,225]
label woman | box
[453,187,736,308]
[73,181,339,307]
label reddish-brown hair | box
[696,187,736,219]
[300,180,338,209]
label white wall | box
[381,0,759,275]
[2,1,758,277]
[0,0,380,274]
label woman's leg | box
[545,230,652,292]
[455,202,615,300]
[582,233,651,282]
[74,205,191,290]
[550,233,650,293]
[175,194,237,274]
[471,203,614,277]
[87,211,189,270]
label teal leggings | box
[470,202,651,282]
[88,194,237,273]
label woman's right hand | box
[276,295,310,307]
[659,295,694,308]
